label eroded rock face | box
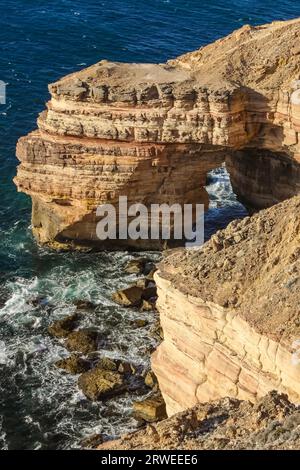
[15,19,300,248]
[152,195,300,415]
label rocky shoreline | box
[44,256,167,448]
[13,18,300,449]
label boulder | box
[112,286,144,308]
[78,368,126,401]
[65,329,99,354]
[130,319,149,329]
[55,354,90,374]
[124,258,155,275]
[142,286,157,301]
[48,313,79,338]
[133,394,167,422]
[96,357,119,371]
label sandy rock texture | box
[15,18,300,248]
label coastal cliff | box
[152,195,300,415]
[15,18,300,247]
[13,18,300,449]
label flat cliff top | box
[50,18,300,99]
[158,195,300,343]
[99,392,300,450]
[172,18,300,92]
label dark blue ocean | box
[0,0,299,450]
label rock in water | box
[78,368,125,401]
[48,313,79,338]
[112,286,144,308]
[55,354,90,374]
[96,357,119,371]
[65,329,99,354]
[124,258,153,274]
[74,300,97,311]
[133,394,167,422]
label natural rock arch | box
[15,19,300,249]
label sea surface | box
[0,0,299,450]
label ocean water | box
[0,0,299,450]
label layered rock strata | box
[15,18,300,247]
[152,195,300,415]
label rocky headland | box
[14,18,300,449]
[15,18,300,248]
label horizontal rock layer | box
[15,18,300,247]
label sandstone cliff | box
[15,18,300,248]
[152,195,300,415]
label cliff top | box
[99,391,300,450]
[172,18,300,92]
[50,17,300,100]
[158,195,300,343]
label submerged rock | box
[96,357,119,371]
[112,284,157,308]
[130,318,149,329]
[65,329,100,354]
[124,258,155,275]
[74,300,97,311]
[78,368,126,401]
[55,354,90,374]
[133,394,167,423]
[48,313,79,338]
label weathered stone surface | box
[144,371,158,390]
[98,391,300,450]
[78,368,125,401]
[14,19,300,248]
[133,395,167,423]
[48,313,79,338]
[96,357,119,371]
[65,329,99,354]
[112,286,144,307]
[55,354,90,374]
[152,195,300,416]
[124,258,155,275]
